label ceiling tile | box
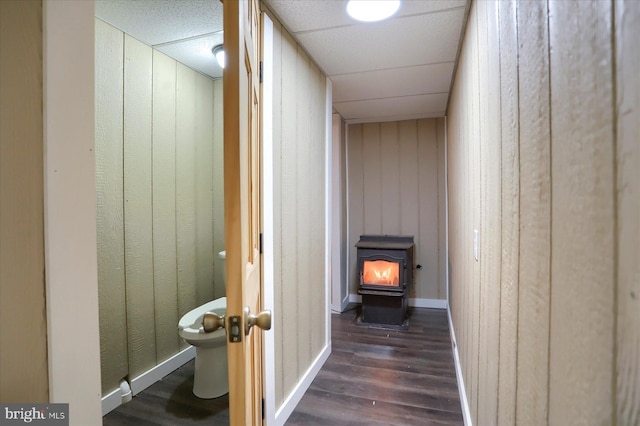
[265,0,467,33]
[95,0,223,46]
[297,8,465,75]
[331,62,454,103]
[334,93,448,123]
[155,33,224,79]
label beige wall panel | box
[348,124,365,294]
[452,53,469,382]
[95,19,128,393]
[516,1,552,424]
[398,121,419,242]
[310,69,326,357]
[212,79,225,299]
[417,119,439,300]
[123,34,156,377]
[271,21,327,407]
[449,3,480,415]
[476,1,501,423]
[362,123,382,234]
[95,20,220,393]
[279,29,299,396]
[176,63,198,325]
[446,80,463,326]
[151,50,180,362]
[380,122,400,234]
[270,19,285,405]
[0,0,48,402]
[447,3,486,419]
[347,119,443,300]
[454,29,469,402]
[496,1,519,423]
[436,118,446,300]
[615,2,640,423]
[195,73,215,305]
[295,47,313,372]
[467,6,481,418]
[548,1,615,423]
[269,18,327,412]
[339,117,348,300]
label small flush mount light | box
[212,44,225,68]
[346,0,401,22]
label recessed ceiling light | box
[346,0,401,22]
[212,44,225,68]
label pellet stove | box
[356,235,415,325]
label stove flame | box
[363,260,400,286]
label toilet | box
[178,251,228,399]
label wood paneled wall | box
[96,19,224,395]
[269,18,328,408]
[447,0,640,424]
[347,119,446,301]
[0,0,48,402]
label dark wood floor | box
[102,361,230,426]
[285,305,463,426]
[103,305,462,426]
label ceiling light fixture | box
[212,44,225,68]
[346,0,401,22]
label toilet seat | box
[178,297,227,341]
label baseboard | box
[131,346,196,395]
[409,297,447,309]
[101,346,196,416]
[448,308,473,426]
[274,343,331,426]
[101,387,122,416]
[348,294,447,309]
[331,293,351,313]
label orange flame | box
[363,260,399,286]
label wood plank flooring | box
[103,304,462,425]
[102,361,230,426]
[285,305,463,426]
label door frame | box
[43,1,102,425]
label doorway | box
[94,0,227,421]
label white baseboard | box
[274,343,331,426]
[409,297,447,309]
[348,294,447,309]
[101,387,122,416]
[131,346,196,395]
[448,308,473,426]
[101,346,196,416]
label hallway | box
[286,306,463,425]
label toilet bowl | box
[178,296,228,399]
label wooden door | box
[223,0,267,425]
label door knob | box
[202,312,225,333]
[243,306,272,335]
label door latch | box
[228,315,243,343]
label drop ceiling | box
[95,0,469,124]
[95,0,224,79]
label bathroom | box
[94,0,228,418]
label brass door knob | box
[202,312,225,333]
[243,306,272,335]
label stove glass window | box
[362,260,400,286]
